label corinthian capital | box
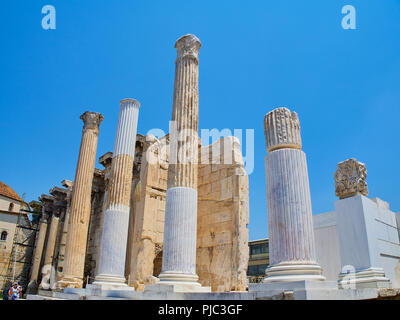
[264,107,302,152]
[175,34,201,62]
[334,158,368,199]
[80,111,104,132]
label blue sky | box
[0,1,399,241]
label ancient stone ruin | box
[25,34,400,300]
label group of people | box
[2,282,23,300]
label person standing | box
[2,284,10,300]
[8,282,21,300]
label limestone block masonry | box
[196,136,249,292]
[262,107,325,283]
[57,111,103,289]
[93,99,140,290]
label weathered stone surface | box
[39,214,59,289]
[27,210,49,293]
[126,134,249,292]
[166,34,201,190]
[128,135,168,290]
[57,111,103,288]
[334,158,368,199]
[263,107,301,152]
[84,170,105,283]
[197,136,249,292]
[159,34,203,289]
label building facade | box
[247,238,269,283]
[0,181,33,289]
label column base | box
[263,263,326,283]
[91,274,133,291]
[150,272,210,293]
[338,267,391,289]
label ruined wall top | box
[263,107,302,153]
[175,34,201,62]
[61,179,73,190]
[80,111,104,133]
[99,152,113,169]
[334,158,368,199]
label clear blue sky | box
[1,1,399,241]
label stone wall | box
[127,135,249,292]
[128,135,168,290]
[196,136,249,291]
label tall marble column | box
[263,107,324,283]
[156,34,208,291]
[93,99,140,289]
[57,111,103,288]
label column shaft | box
[94,99,140,287]
[56,208,70,277]
[42,215,60,267]
[58,111,103,288]
[266,149,316,265]
[159,34,202,285]
[27,218,48,292]
[263,107,324,283]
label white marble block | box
[335,195,391,288]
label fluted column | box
[263,107,324,283]
[39,214,60,289]
[158,34,204,287]
[57,207,70,277]
[93,99,140,289]
[57,111,103,288]
[56,181,72,280]
[43,215,60,267]
[26,213,49,293]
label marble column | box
[93,99,140,289]
[57,208,70,275]
[43,215,60,267]
[26,210,49,293]
[57,111,103,288]
[55,180,73,280]
[39,213,60,289]
[157,34,207,291]
[263,107,325,283]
